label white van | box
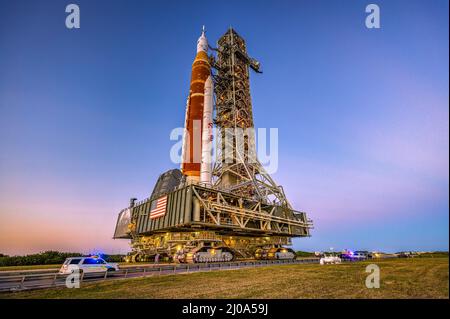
[59,256,119,274]
[319,253,342,265]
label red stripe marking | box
[150,213,166,219]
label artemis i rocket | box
[181,27,214,185]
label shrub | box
[295,251,316,257]
[0,251,83,267]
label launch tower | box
[212,28,291,208]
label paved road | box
[0,259,320,292]
[0,263,174,275]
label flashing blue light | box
[89,251,106,260]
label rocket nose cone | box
[197,28,208,53]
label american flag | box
[150,195,168,219]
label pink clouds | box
[278,157,446,225]
[284,66,450,227]
[357,80,449,182]
[0,171,130,256]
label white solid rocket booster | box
[200,76,213,185]
[181,96,190,171]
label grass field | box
[2,258,448,299]
[0,264,61,272]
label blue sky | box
[0,0,448,255]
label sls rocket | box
[181,27,214,185]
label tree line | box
[0,251,125,266]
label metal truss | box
[191,185,311,236]
[210,28,292,208]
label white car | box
[59,256,119,274]
[319,254,342,265]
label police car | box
[59,256,119,274]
